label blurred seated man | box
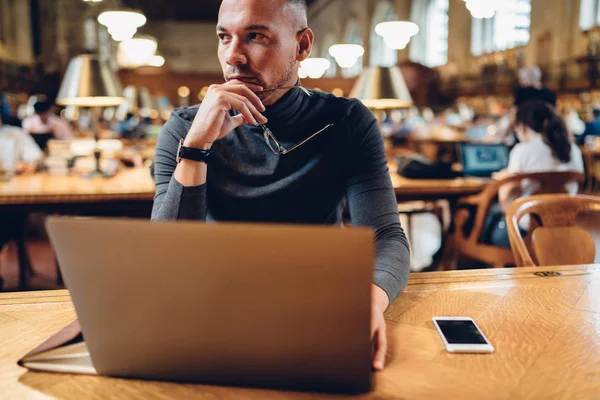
[0,114,43,174]
[22,101,73,150]
[0,115,43,289]
[514,66,556,109]
[579,108,600,145]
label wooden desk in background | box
[0,168,156,213]
[0,264,598,399]
[0,168,157,288]
[387,151,486,202]
[0,163,486,208]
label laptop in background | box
[460,143,509,178]
[22,217,374,394]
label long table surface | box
[0,160,486,206]
[0,168,156,205]
[1,264,598,399]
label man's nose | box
[225,38,248,66]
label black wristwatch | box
[176,139,212,164]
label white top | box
[0,125,43,168]
[22,114,73,140]
[508,137,584,191]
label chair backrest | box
[451,171,585,268]
[506,194,600,267]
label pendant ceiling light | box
[375,21,419,50]
[117,35,158,68]
[328,44,365,69]
[148,55,165,67]
[298,58,332,79]
[463,0,499,19]
[98,9,147,42]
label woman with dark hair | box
[482,101,584,247]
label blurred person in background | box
[563,108,585,144]
[0,113,43,175]
[0,114,43,290]
[514,66,556,108]
[579,108,600,145]
[482,101,584,247]
[487,66,557,145]
[0,93,22,128]
[22,101,73,150]
[119,113,141,139]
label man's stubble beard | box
[257,54,298,103]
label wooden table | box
[0,162,485,208]
[0,168,157,288]
[1,264,598,399]
[387,151,486,202]
[0,168,156,210]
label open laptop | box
[24,217,374,393]
[460,143,509,178]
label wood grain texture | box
[1,265,598,399]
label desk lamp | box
[56,54,125,178]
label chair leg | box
[15,231,33,290]
[440,240,458,271]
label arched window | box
[471,0,531,56]
[580,0,600,30]
[341,19,364,78]
[409,0,449,67]
[370,0,398,67]
[321,33,338,77]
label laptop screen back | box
[461,143,509,177]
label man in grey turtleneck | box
[152,0,410,371]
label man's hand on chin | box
[371,284,390,371]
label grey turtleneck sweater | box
[151,87,410,303]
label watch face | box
[176,139,184,163]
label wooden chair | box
[506,194,600,267]
[447,171,586,269]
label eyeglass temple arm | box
[280,123,334,154]
[258,86,312,96]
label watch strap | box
[177,139,212,163]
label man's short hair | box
[33,101,51,114]
[519,66,542,85]
[287,0,307,12]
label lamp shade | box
[350,66,413,110]
[56,55,125,107]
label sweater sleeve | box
[344,100,411,304]
[151,109,208,221]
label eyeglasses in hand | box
[256,86,334,155]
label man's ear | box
[297,28,314,62]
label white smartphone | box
[432,317,494,353]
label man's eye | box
[218,34,230,41]
[249,32,265,40]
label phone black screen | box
[436,319,488,344]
